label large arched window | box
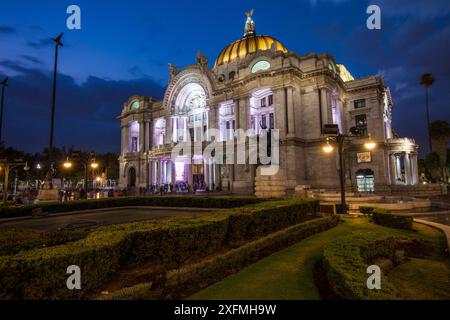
[174,83,208,142]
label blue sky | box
[0,0,449,154]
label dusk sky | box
[0,0,449,155]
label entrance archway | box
[128,167,137,189]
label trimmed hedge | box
[0,196,268,219]
[321,235,434,300]
[0,197,319,299]
[372,209,413,230]
[163,215,341,299]
[0,229,88,257]
[102,215,340,300]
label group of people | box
[125,181,222,196]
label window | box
[261,114,267,129]
[268,95,273,106]
[130,100,140,110]
[354,99,366,109]
[251,60,271,73]
[261,98,266,108]
[355,114,368,137]
[229,71,236,80]
[269,113,274,129]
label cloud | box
[26,38,53,49]
[20,55,43,65]
[374,0,450,19]
[0,63,165,153]
[0,25,16,34]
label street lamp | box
[322,126,377,214]
[0,77,9,145]
[63,152,99,200]
[63,158,73,169]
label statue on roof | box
[196,50,208,66]
[244,9,255,37]
[168,63,179,80]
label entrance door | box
[193,164,205,190]
[128,167,137,188]
[356,169,375,193]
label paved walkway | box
[415,219,450,256]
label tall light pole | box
[45,33,64,189]
[322,125,377,214]
[0,77,9,145]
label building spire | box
[243,9,255,37]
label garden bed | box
[0,197,319,299]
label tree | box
[424,152,441,182]
[420,73,435,153]
[429,120,450,182]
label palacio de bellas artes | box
[118,11,435,198]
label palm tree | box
[420,73,435,153]
[429,120,450,182]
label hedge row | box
[102,215,340,300]
[321,236,434,300]
[0,229,88,257]
[0,196,269,219]
[0,198,319,299]
[359,207,413,230]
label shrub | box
[372,209,413,230]
[0,196,268,219]
[359,206,375,215]
[321,236,434,300]
[0,229,88,256]
[0,197,319,299]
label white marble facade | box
[118,13,419,196]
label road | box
[0,207,215,232]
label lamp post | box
[45,33,64,189]
[322,126,376,214]
[63,152,98,200]
[0,77,9,145]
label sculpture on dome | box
[244,9,255,37]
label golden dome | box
[215,35,288,67]
[214,10,288,67]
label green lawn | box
[188,216,448,300]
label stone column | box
[121,125,128,155]
[404,152,411,185]
[274,89,286,138]
[148,120,153,150]
[389,153,396,185]
[238,97,248,131]
[166,117,172,145]
[149,160,154,187]
[139,121,145,153]
[321,88,331,125]
[287,87,295,136]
